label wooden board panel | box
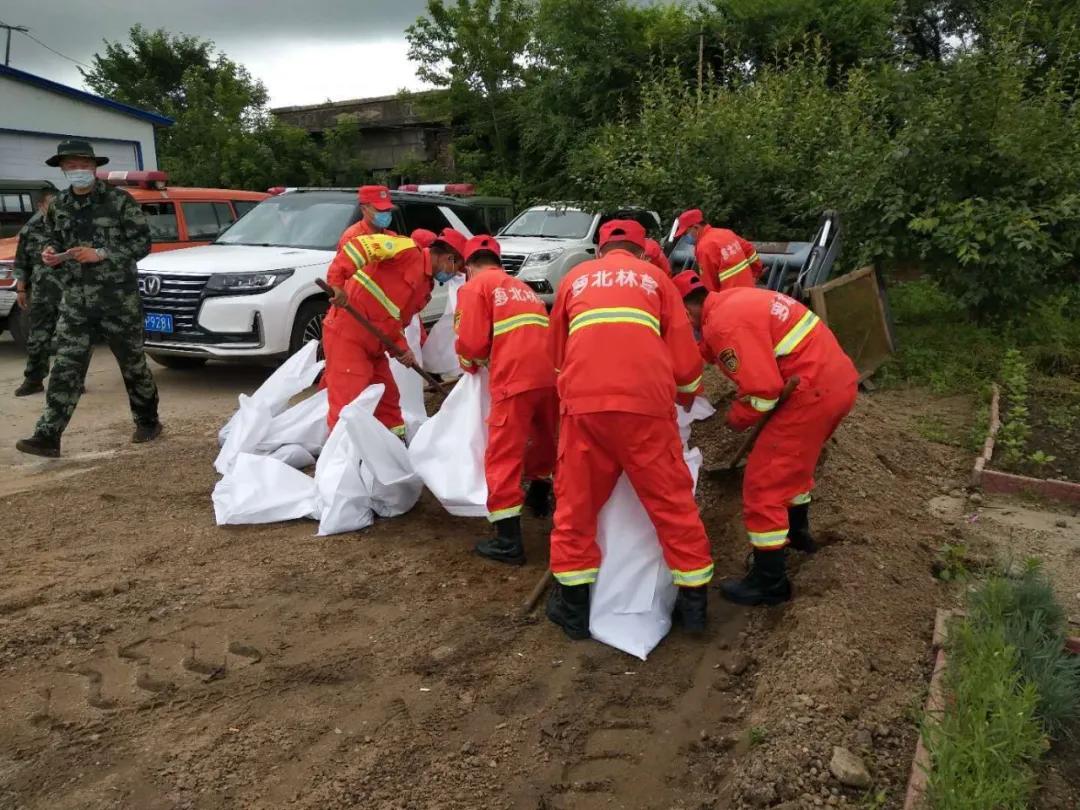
[807,266,893,381]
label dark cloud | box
[2,0,431,102]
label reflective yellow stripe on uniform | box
[773,310,820,357]
[790,492,812,506]
[390,424,406,438]
[748,395,778,413]
[553,568,600,586]
[488,505,522,522]
[677,375,703,394]
[343,241,401,320]
[716,257,751,282]
[672,563,714,587]
[493,312,549,337]
[748,529,789,549]
[568,307,660,337]
[746,251,760,265]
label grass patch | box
[925,564,1080,809]
[876,279,1080,393]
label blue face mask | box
[373,211,393,229]
[684,232,696,246]
[434,270,455,284]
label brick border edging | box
[903,609,952,810]
[971,383,1080,504]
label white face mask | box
[64,169,96,189]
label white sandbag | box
[347,404,424,518]
[408,369,490,517]
[212,453,320,525]
[421,274,465,375]
[256,388,329,455]
[314,386,383,536]
[267,444,317,469]
[214,394,273,475]
[589,448,703,661]
[389,359,428,444]
[218,340,324,446]
[679,396,716,445]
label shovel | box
[706,376,801,481]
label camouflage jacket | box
[44,180,151,296]
[13,210,51,285]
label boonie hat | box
[674,208,705,239]
[598,219,647,250]
[358,185,394,211]
[46,139,109,168]
[463,235,501,264]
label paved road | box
[0,335,272,490]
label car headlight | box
[522,248,565,268]
[205,269,294,294]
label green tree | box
[82,26,321,190]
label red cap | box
[358,185,394,211]
[433,227,468,258]
[598,219,647,250]
[410,228,437,249]
[674,208,704,239]
[643,238,663,260]
[463,235,501,264]
[672,270,706,299]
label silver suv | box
[496,204,661,304]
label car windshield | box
[214,192,357,250]
[500,208,594,239]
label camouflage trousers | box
[35,287,159,440]
[22,269,65,383]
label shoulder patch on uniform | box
[453,310,462,331]
[719,347,739,373]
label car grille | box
[138,272,210,336]
[501,252,527,276]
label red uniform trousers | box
[742,378,857,551]
[323,327,404,435]
[486,386,559,521]
[550,411,713,587]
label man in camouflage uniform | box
[13,185,59,397]
[16,140,162,458]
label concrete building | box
[272,92,452,179]
[0,64,173,183]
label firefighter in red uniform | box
[673,270,859,605]
[674,209,764,291]
[643,238,671,275]
[547,220,713,640]
[322,189,430,435]
[454,236,559,565]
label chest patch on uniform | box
[719,347,739,373]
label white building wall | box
[0,76,159,182]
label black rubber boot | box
[132,421,163,444]
[16,433,60,458]
[672,586,708,633]
[474,516,526,566]
[546,582,591,640]
[720,550,792,606]
[14,379,44,397]
[787,503,817,554]
[524,478,553,518]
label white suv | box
[497,204,661,304]
[136,189,482,367]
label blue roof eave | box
[0,64,174,127]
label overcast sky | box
[1,0,434,108]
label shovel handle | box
[316,278,450,394]
[520,570,553,615]
[726,375,801,470]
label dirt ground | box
[1,340,1077,810]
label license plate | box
[144,312,174,333]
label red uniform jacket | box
[455,267,556,402]
[700,288,859,430]
[550,249,704,418]
[336,218,379,252]
[323,233,428,352]
[643,239,671,275]
[696,225,763,291]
